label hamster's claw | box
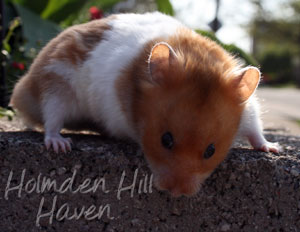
[257,142,281,153]
[45,136,72,153]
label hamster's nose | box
[171,185,197,197]
[155,178,177,195]
[157,179,196,197]
[168,187,183,197]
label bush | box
[259,49,293,84]
[196,30,258,67]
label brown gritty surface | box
[0,117,299,232]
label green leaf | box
[3,1,18,31]
[155,0,174,16]
[196,30,223,45]
[41,0,86,23]
[14,4,61,52]
[97,0,123,9]
[0,107,15,121]
[42,0,122,26]
[2,17,21,53]
[3,42,11,53]
[8,0,48,14]
[196,29,258,66]
[223,44,258,66]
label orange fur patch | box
[117,28,245,195]
[46,18,112,65]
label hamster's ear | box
[230,67,261,103]
[148,42,178,84]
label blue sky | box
[170,0,288,53]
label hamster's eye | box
[161,132,174,150]
[204,143,215,159]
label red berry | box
[12,62,25,70]
[89,6,103,20]
[18,63,25,70]
[12,62,19,69]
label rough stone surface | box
[0,118,300,232]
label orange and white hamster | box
[10,12,280,196]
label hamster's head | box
[136,41,260,197]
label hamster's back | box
[80,12,185,137]
[10,12,186,137]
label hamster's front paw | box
[45,135,72,153]
[255,142,281,153]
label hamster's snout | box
[156,179,199,197]
[154,171,210,197]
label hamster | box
[10,12,280,196]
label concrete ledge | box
[0,127,299,231]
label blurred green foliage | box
[0,107,15,120]
[249,0,300,86]
[155,0,174,16]
[259,49,293,84]
[2,17,20,53]
[1,16,27,93]
[14,4,61,52]
[196,30,258,66]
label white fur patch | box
[79,12,184,138]
[43,60,91,121]
[239,96,261,132]
[44,60,76,80]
